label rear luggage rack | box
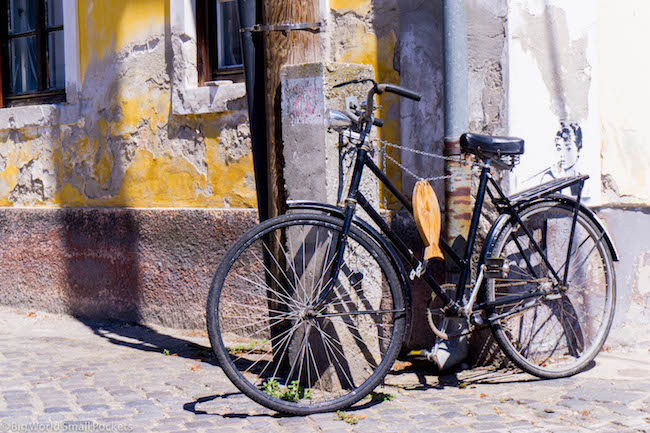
[498,174,589,207]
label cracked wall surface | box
[507,0,602,203]
[0,1,257,327]
[1,0,646,343]
[468,0,508,136]
[0,0,255,209]
[328,0,403,208]
[505,0,650,349]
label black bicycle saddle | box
[460,133,524,157]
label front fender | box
[286,200,414,292]
[286,201,414,341]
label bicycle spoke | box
[279,232,309,304]
[261,241,304,307]
[235,319,302,376]
[486,201,614,378]
[220,311,296,338]
[313,320,357,390]
[250,249,306,309]
[234,271,302,309]
[208,215,405,413]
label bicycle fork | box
[312,137,370,309]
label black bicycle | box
[206,80,617,415]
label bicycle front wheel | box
[485,200,616,378]
[207,213,406,414]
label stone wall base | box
[1,206,644,355]
[0,207,258,329]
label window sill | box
[0,101,79,130]
[171,81,246,115]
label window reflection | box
[216,0,242,70]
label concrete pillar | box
[280,62,379,208]
[280,63,385,381]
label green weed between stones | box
[226,339,268,354]
[261,379,313,402]
[361,391,395,402]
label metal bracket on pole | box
[241,23,322,35]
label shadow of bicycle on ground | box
[75,317,217,365]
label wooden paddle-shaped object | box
[413,180,444,261]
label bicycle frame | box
[314,132,591,320]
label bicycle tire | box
[207,213,406,414]
[484,199,616,378]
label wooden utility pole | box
[262,1,321,219]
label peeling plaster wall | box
[0,1,259,327]
[0,0,256,209]
[505,1,650,348]
[594,2,650,348]
[328,0,403,208]
[507,0,602,204]
[468,0,509,136]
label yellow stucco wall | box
[0,0,403,209]
[331,0,403,208]
[0,0,256,209]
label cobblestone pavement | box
[0,307,648,433]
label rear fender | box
[481,195,619,263]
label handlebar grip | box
[379,84,422,101]
[372,117,384,127]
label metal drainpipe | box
[443,0,471,269]
[238,0,269,222]
[434,0,470,371]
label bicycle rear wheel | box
[485,200,616,378]
[207,213,406,414]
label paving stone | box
[438,426,471,433]
[124,399,158,408]
[0,410,32,418]
[507,420,534,428]
[81,404,111,412]
[439,411,465,418]
[44,406,72,413]
[5,403,33,410]
[37,414,68,423]
[470,422,507,431]
[154,425,186,432]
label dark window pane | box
[47,30,65,89]
[9,36,38,94]
[8,0,36,34]
[46,0,63,27]
[216,0,242,69]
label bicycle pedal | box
[407,349,434,361]
[484,257,509,279]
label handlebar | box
[331,79,420,132]
[378,84,422,101]
[334,79,422,101]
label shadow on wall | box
[57,1,254,331]
[59,209,142,322]
[58,2,142,323]
[391,0,446,351]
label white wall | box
[597,1,650,205]
[507,0,601,204]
